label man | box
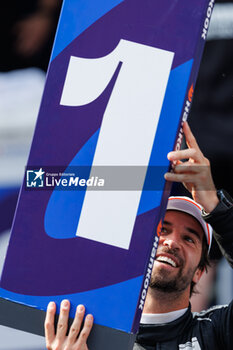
[44,122,233,350]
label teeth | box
[156,256,177,267]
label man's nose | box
[162,235,180,250]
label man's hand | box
[45,300,93,350]
[164,121,219,213]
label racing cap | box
[166,196,212,250]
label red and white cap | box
[167,196,212,250]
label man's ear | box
[192,268,204,284]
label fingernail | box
[77,304,84,313]
[86,314,93,322]
[48,301,55,309]
[62,300,69,309]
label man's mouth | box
[156,255,177,268]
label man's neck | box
[143,287,190,314]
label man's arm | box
[203,201,233,268]
[44,300,93,350]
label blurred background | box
[0,0,62,348]
[0,0,233,348]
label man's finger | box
[164,172,196,183]
[174,162,206,174]
[67,304,85,344]
[183,121,201,151]
[167,148,202,163]
[56,299,70,340]
[75,314,93,347]
[44,301,56,346]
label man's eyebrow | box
[163,220,172,226]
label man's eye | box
[161,227,168,234]
[184,236,194,244]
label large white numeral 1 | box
[61,40,174,249]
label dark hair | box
[190,236,210,296]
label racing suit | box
[134,200,233,350]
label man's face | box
[150,210,204,294]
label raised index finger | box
[183,122,200,151]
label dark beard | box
[149,247,196,293]
[149,265,195,293]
